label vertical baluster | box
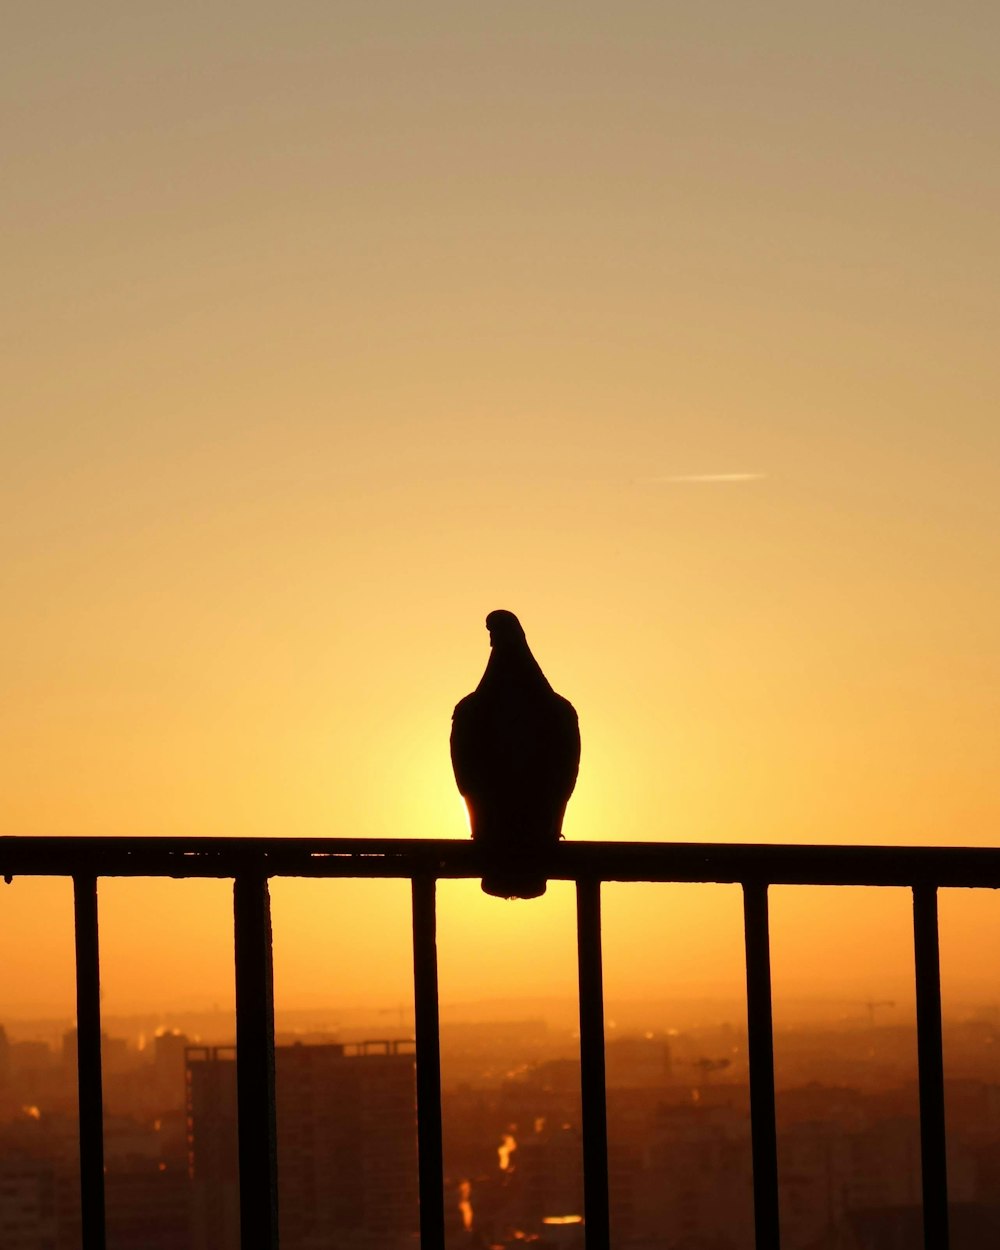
[743,880,780,1250]
[576,878,610,1250]
[412,876,446,1250]
[913,884,949,1249]
[234,872,279,1250]
[74,873,107,1250]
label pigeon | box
[450,610,580,899]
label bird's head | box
[485,610,526,650]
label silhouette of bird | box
[451,610,580,899]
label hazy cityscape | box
[2,999,999,1250]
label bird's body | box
[451,611,580,899]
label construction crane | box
[861,1000,896,1027]
[684,1057,732,1085]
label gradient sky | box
[3,2,998,1016]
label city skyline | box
[3,1006,1000,1248]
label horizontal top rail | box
[1,835,999,887]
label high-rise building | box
[185,1045,238,1250]
[152,1030,190,1110]
[0,1157,57,1250]
[187,1040,418,1250]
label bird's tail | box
[472,807,564,900]
[481,860,549,901]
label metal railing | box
[3,834,998,1250]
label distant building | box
[505,1122,583,1232]
[186,1039,418,1250]
[105,1158,191,1250]
[186,1045,238,1250]
[0,1156,57,1250]
[635,1098,754,1247]
[605,1035,672,1088]
[152,1030,190,1109]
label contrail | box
[643,472,767,484]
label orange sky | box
[2,2,999,1020]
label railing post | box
[411,876,446,1250]
[913,884,949,1250]
[234,871,279,1250]
[576,878,611,1250]
[73,873,107,1250]
[743,880,780,1250]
